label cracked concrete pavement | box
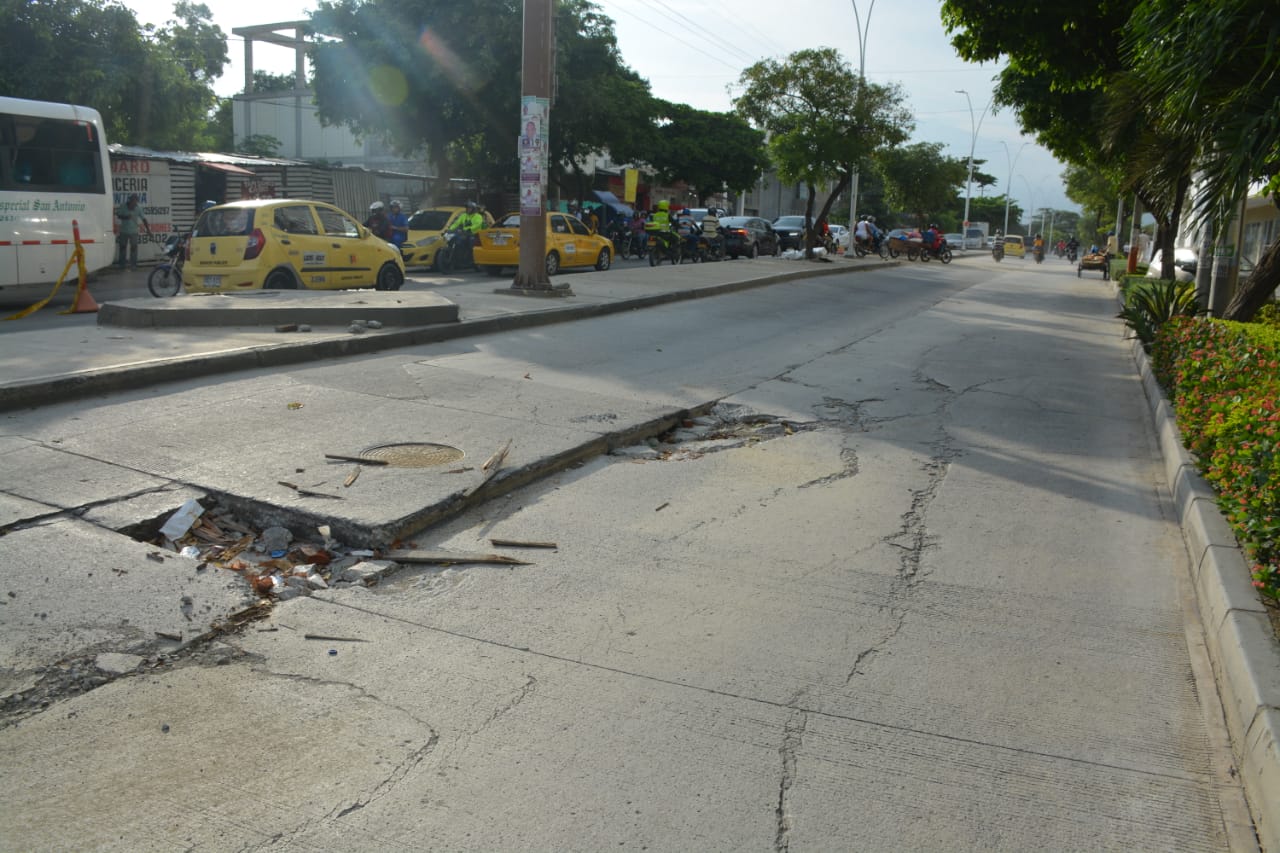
[0,255,1275,850]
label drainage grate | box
[359,442,465,468]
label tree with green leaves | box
[310,0,655,201]
[0,0,228,150]
[1123,0,1279,320]
[876,142,968,227]
[734,47,912,256]
[647,102,769,204]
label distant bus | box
[0,96,114,293]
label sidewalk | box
[0,255,863,412]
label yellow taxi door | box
[270,203,325,288]
[548,213,574,266]
[315,205,377,288]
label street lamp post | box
[1000,140,1028,236]
[955,89,991,247]
[847,0,875,232]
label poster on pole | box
[519,96,549,215]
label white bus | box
[0,96,114,293]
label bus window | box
[0,97,115,288]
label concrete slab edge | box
[1132,337,1280,851]
[0,262,871,414]
[165,406,701,550]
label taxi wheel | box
[265,269,296,289]
[376,262,404,291]
[594,247,612,271]
[545,251,561,276]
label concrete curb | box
[0,261,866,413]
[1132,339,1280,851]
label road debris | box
[384,549,532,567]
[482,439,512,472]
[343,467,361,488]
[489,538,558,549]
[278,480,344,499]
[159,498,204,540]
[304,633,368,643]
[655,502,670,512]
[324,453,389,465]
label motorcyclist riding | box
[645,200,678,259]
[854,215,882,255]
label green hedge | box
[1152,317,1280,600]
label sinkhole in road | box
[610,402,816,462]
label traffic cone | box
[67,284,99,313]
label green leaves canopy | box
[0,0,228,150]
[309,0,656,193]
[733,47,911,189]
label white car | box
[1146,248,1198,283]
[830,224,849,248]
[944,232,965,250]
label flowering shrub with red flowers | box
[1152,316,1280,601]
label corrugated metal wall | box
[330,169,377,220]
[169,164,196,235]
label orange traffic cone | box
[67,284,99,313]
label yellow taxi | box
[473,211,613,276]
[399,206,494,269]
[183,199,405,293]
[1002,234,1026,258]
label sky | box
[122,0,1076,222]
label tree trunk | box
[803,184,816,258]
[1222,235,1280,321]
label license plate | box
[492,234,511,245]
[203,275,222,288]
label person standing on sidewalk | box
[114,194,150,268]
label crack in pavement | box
[239,667,440,851]
[774,697,808,853]
[306,596,1220,785]
[845,371,962,685]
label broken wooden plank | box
[383,549,532,567]
[278,480,344,500]
[324,453,389,466]
[489,538,558,549]
[482,439,512,472]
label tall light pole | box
[847,0,875,232]
[1000,140,1027,236]
[955,89,991,246]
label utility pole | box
[847,0,874,232]
[1000,141,1027,237]
[509,0,570,296]
[956,90,991,248]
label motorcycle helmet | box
[658,200,669,211]
[389,200,401,209]
[369,200,385,212]
[466,201,477,211]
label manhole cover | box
[360,443,465,468]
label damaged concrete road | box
[0,264,1262,850]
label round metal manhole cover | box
[360,443,465,468]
